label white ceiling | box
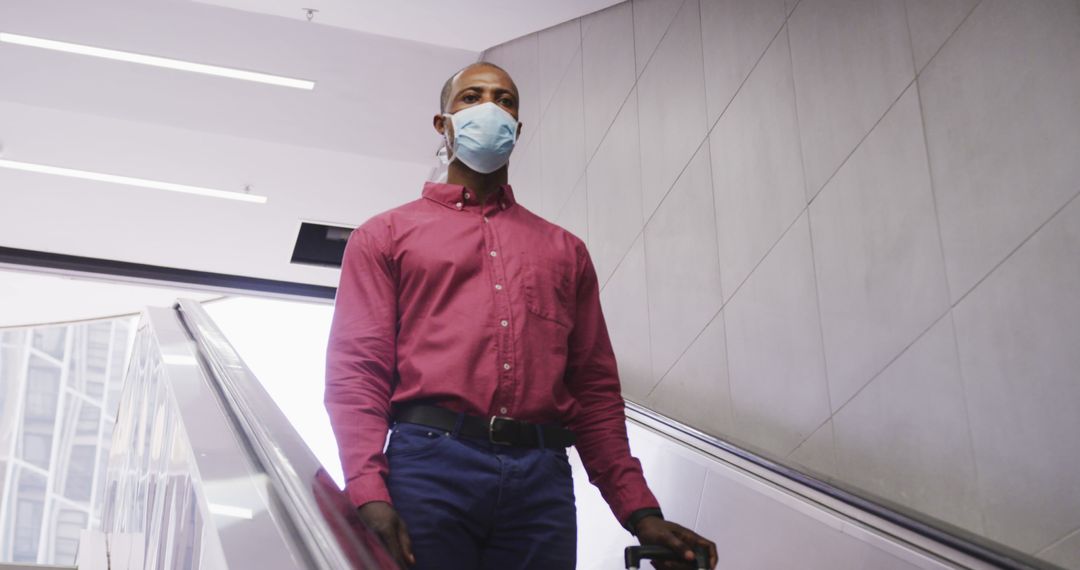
[0,0,615,308]
[189,0,622,52]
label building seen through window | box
[0,316,135,565]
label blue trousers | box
[386,421,577,570]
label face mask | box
[443,102,518,174]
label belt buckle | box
[489,416,517,445]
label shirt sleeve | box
[562,241,661,526]
[325,221,398,508]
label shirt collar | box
[421,181,517,211]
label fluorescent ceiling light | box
[0,32,315,90]
[0,158,268,204]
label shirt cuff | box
[345,474,393,508]
[624,508,665,535]
[610,482,662,526]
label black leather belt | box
[394,405,576,449]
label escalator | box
[73,299,1054,569]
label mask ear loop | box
[441,113,457,164]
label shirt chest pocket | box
[521,253,574,328]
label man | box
[326,61,717,569]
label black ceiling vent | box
[291,222,354,268]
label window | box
[12,471,46,562]
[31,327,66,359]
[24,357,60,420]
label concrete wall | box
[482,0,1080,566]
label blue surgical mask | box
[444,102,519,174]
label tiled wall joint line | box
[949,185,1080,311]
[804,213,835,416]
[804,76,917,206]
[633,0,693,81]
[702,10,790,138]
[645,304,723,398]
[824,309,954,429]
[901,0,920,81]
[536,32,584,129]
[945,308,990,536]
[910,60,985,532]
[912,0,984,78]
[717,202,805,314]
[1037,526,1080,557]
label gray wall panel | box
[808,85,950,410]
[788,0,915,197]
[919,0,1080,301]
[635,0,709,218]
[952,195,1080,553]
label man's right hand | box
[357,501,415,568]
[635,516,718,569]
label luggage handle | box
[624,545,709,569]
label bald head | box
[440,62,519,114]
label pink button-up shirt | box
[325,181,659,524]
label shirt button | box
[500,319,509,327]
[483,216,489,223]
[499,407,508,415]
[494,284,503,290]
[464,191,471,199]
[455,202,463,210]
[503,362,512,370]
[489,250,497,257]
